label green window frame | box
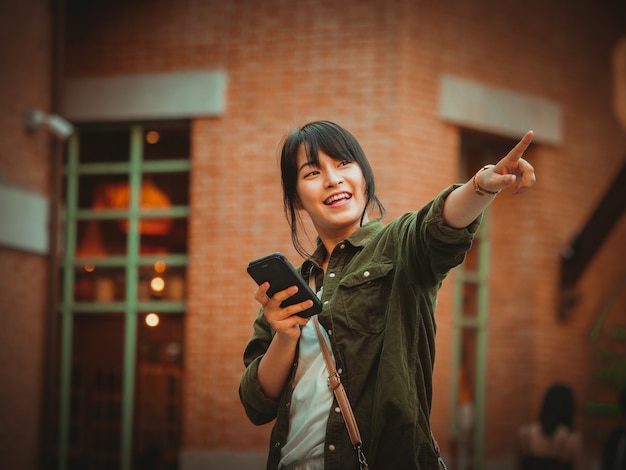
[57,123,190,470]
[451,214,491,470]
[450,131,507,470]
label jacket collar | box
[301,219,385,272]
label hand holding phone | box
[247,252,322,318]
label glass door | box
[53,122,190,470]
[450,130,514,470]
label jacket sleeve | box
[396,184,482,287]
[238,308,281,425]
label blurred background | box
[1,0,625,469]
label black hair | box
[279,120,385,258]
[539,383,576,435]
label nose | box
[325,169,343,188]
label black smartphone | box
[247,252,322,318]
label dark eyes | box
[302,160,352,178]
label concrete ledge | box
[179,450,267,470]
[439,74,562,145]
[65,70,227,122]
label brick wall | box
[0,1,53,469]
[1,0,623,468]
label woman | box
[517,383,583,470]
[239,120,535,470]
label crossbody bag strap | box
[309,274,369,469]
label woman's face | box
[295,144,368,240]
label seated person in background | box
[600,388,626,470]
[516,383,583,470]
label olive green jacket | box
[239,185,481,469]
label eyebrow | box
[297,161,317,174]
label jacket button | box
[328,444,336,451]
[329,272,336,278]
[335,406,341,413]
[363,270,370,277]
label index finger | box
[507,130,534,164]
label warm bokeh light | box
[145,130,160,144]
[154,260,167,273]
[150,276,165,293]
[84,264,95,273]
[145,313,160,327]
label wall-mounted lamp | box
[24,108,75,140]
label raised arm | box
[443,130,536,228]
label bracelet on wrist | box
[473,164,500,196]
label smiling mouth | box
[324,192,352,205]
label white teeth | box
[325,192,351,204]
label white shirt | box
[279,288,334,469]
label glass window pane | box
[76,219,128,258]
[462,282,478,318]
[143,172,189,206]
[143,125,189,161]
[135,313,183,468]
[79,175,130,211]
[137,312,184,364]
[136,172,189,256]
[457,328,477,465]
[74,266,126,302]
[138,264,186,302]
[77,128,131,164]
[139,218,188,257]
[69,314,125,468]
